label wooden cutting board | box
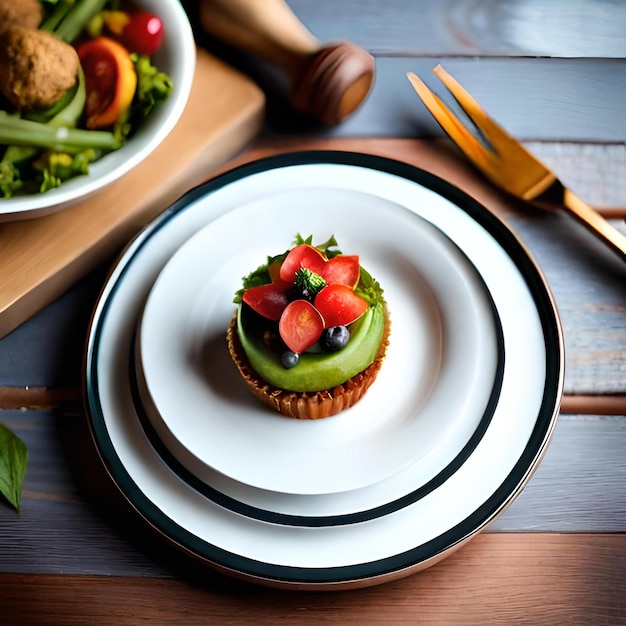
[0,48,265,338]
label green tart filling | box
[237,302,386,392]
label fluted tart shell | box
[226,308,390,419]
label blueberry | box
[281,350,300,368]
[319,326,350,352]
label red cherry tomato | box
[119,12,164,56]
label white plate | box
[136,189,499,495]
[85,152,563,588]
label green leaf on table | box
[0,423,28,514]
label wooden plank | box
[561,395,626,415]
[236,57,626,143]
[520,142,626,211]
[0,534,624,622]
[0,48,265,340]
[285,0,626,58]
[492,414,626,532]
[330,58,626,142]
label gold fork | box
[407,66,626,262]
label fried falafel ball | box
[0,0,43,30]
[0,26,80,111]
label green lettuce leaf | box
[0,423,28,514]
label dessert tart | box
[227,235,389,419]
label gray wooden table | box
[0,1,624,622]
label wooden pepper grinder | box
[198,0,375,126]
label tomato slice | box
[242,282,290,320]
[314,284,369,327]
[321,254,360,288]
[279,244,327,283]
[77,36,137,129]
[279,300,325,353]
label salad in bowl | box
[0,0,195,219]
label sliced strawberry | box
[314,284,369,327]
[243,282,289,320]
[279,244,327,283]
[322,255,360,288]
[279,300,324,353]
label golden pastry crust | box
[227,308,390,419]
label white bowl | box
[0,0,196,221]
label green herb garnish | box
[294,268,326,298]
[355,266,384,306]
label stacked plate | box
[84,152,564,589]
